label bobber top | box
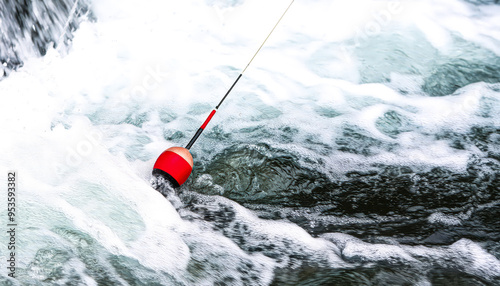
[152,147,193,188]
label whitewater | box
[1,0,499,285]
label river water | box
[1,0,499,285]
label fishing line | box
[185,0,295,150]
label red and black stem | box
[185,73,243,150]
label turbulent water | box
[1,0,500,285]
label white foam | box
[449,239,500,280]
[322,233,500,280]
[428,212,463,226]
[180,193,346,269]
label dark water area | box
[181,124,500,285]
[188,127,499,243]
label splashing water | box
[1,0,499,285]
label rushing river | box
[1,0,499,285]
